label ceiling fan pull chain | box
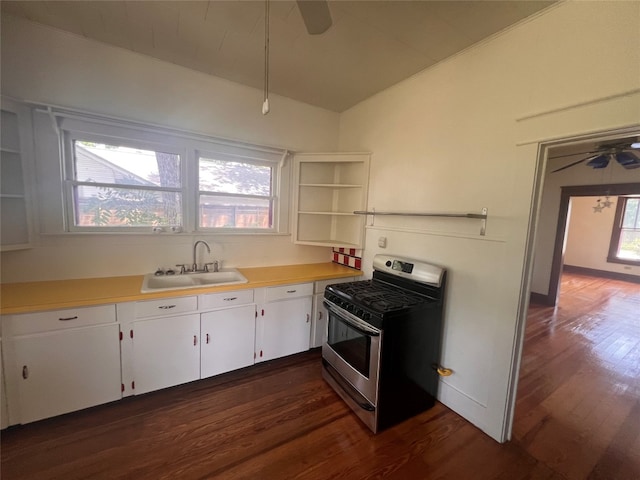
[262,0,270,115]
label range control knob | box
[385,261,392,267]
[362,312,371,321]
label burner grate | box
[329,280,432,314]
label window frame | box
[607,195,640,266]
[56,111,289,235]
[62,130,188,233]
[196,149,280,233]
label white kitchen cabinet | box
[255,283,313,362]
[293,153,370,248]
[132,313,200,395]
[201,304,256,378]
[1,97,34,251]
[311,277,356,348]
[2,305,121,425]
[1,340,8,429]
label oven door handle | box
[323,300,380,337]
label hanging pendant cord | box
[263,0,270,109]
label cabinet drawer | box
[9,304,116,336]
[265,283,313,302]
[135,296,197,319]
[199,289,254,310]
[314,277,355,294]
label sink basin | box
[141,269,248,293]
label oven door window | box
[327,311,371,378]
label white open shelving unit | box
[292,153,370,248]
[1,97,33,251]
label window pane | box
[75,185,181,227]
[622,198,639,228]
[74,141,181,188]
[199,157,271,196]
[618,229,640,260]
[199,195,271,229]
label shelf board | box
[1,242,32,252]
[0,193,26,199]
[299,183,363,188]
[296,239,361,248]
[1,147,21,155]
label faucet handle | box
[204,261,219,273]
[175,264,189,274]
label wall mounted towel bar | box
[354,207,488,235]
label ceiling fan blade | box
[297,0,332,35]
[616,151,640,169]
[586,154,610,169]
[548,149,603,160]
[551,154,599,173]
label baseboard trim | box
[529,291,554,306]
[563,265,640,284]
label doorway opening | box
[503,127,640,442]
[544,183,640,306]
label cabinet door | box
[311,293,328,348]
[201,305,256,379]
[11,324,121,424]
[257,296,312,362]
[132,314,200,395]
[1,341,8,429]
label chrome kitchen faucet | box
[192,240,213,272]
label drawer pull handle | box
[306,313,310,323]
[58,316,78,321]
[193,335,197,346]
[223,297,238,301]
[286,290,297,294]
[158,305,176,310]
[206,333,210,344]
[22,365,29,379]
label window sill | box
[606,256,640,267]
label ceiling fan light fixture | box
[631,142,640,149]
[586,154,610,169]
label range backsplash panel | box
[332,248,362,270]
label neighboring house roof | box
[75,144,156,186]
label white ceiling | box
[1,0,556,112]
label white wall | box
[338,1,640,441]
[0,15,340,283]
[565,196,640,277]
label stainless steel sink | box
[141,269,248,293]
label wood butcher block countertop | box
[0,262,362,315]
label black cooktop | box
[326,279,436,315]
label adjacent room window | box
[608,196,640,265]
[69,139,183,229]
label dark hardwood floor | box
[2,272,638,479]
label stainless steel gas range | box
[321,254,446,433]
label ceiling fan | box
[296,0,333,35]
[551,140,640,173]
